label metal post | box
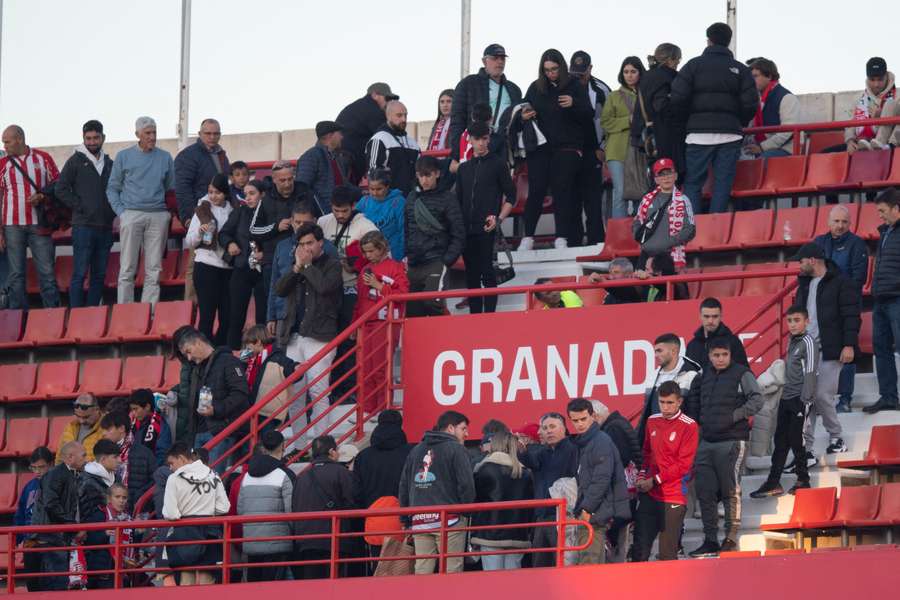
[7,532,15,594]
[438,509,448,574]
[385,302,395,412]
[113,527,122,588]
[330,516,339,579]
[177,0,192,150]
[726,0,738,55]
[555,501,566,567]
[222,522,231,584]
[460,0,471,80]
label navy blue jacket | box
[873,222,900,300]
[174,140,230,224]
[814,231,868,291]
[519,437,578,520]
[295,143,345,210]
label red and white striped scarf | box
[637,186,688,268]
[853,75,896,139]
[428,117,451,151]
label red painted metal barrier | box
[743,116,900,155]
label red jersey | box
[352,258,409,322]
[643,411,699,505]
[0,147,59,226]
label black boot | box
[863,398,900,414]
[689,539,720,558]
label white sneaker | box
[553,237,568,250]
[517,236,534,251]
[871,140,886,150]
[856,139,873,151]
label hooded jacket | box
[873,221,900,300]
[404,186,466,267]
[292,459,355,552]
[571,423,631,526]
[523,77,595,149]
[686,321,749,373]
[600,411,642,469]
[79,461,115,524]
[356,188,406,260]
[795,260,861,360]
[274,250,343,346]
[189,346,251,438]
[55,145,115,229]
[55,419,103,464]
[399,430,476,530]
[353,421,413,508]
[162,459,230,520]
[123,439,156,512]
[470,453,534,548]
[449,68,524,161]
[174,139,231,225]
[185,196,235,269]
[237,453,295,555]
[638,356,702,443]
[685,362,764,443]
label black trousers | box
[632,494,687,562]
[524,147,582,242]
[768,396,810,485]
[194,261,232,346]
[573,151,605,245]
[463,234,497,314]
[330,290,357,403]
[406,259,447,317]
[246,553,287,582]
[291,548,331,580]
[227,266,267,350]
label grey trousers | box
[695,439,747,542]
[117,209,171,305]
[803,357,843,449]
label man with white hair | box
[813,204,868,412]
[365,100,420,194]
[107,117,175,305]
[589,258,642,305]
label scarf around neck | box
[854,72,897,139]
[753,80,780,142]
[637,186,688,268]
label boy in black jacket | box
[456,121,515,314]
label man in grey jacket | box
[633,159,695,269]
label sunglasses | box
[73,403,97,411]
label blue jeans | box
[70,226,113,307]
[194,431,235,475]
[3,225,59,309]
[0,248,7,293]
[39,546,69,591]
[838,362,856,403]
[607,160,628,219]
[683,141,742,214]
[873,297,900,404]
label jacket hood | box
[865,71,896,99]
[74,144,107,162]
[369,188,405,205]
[798,259,840,284]
[573,422,601,448]
[84,461,115,487]
[473,451,515,473]
[247,453,286,478]
[174,459,214,482]
[371,422,408,450]
[423,430,459,447]
[693,321,735,342]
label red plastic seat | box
[120,355,165,393]
[166,248,192,286]
[78,358,123,397]
[158,359,183,392]
[858,312,873,354]
[104,252,121,290]
[133,300,195,342]
[727,209,775,249]
[856,202,883,241]
[0,474,18,512]
[862,149,900,188]
[697,265,744,299]
[159,250,183,287]
[877,482,900,525]
[802,485,882,529]
[548,276,577,283]
[0,309,25,346]
[59,306,109,344]
[54,255,75,293]
[813,203,861,237]
[596,218,640,260]
[761,487,837,531]
[0,363,38,402]
[0,417,49,457]
[10,307,68,348]
[728,159,765,198]
[686,213,733,252]
[779,153,849,195]
[761,206,818,247]
[574,276,608,307]
[741,262,787,296]
[48,415,73,453]
[16,471,36,501]
[19,360,80,402]
[838,425,900,469]
[819,149,892,192]
[806,131,845,154]
[750,156,808,196]
[81,302,151,344]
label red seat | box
[548,276,577,283]
[0,363,38,402]
[0,309,25,346]
[133,300,195,342]
[697,265,744,299]
[862,149,900,188]
[51,227,73,244]
[779,153,850,195]
[856,202,883,241]
[761,487,837,531]
[79,358,124,397]
[16,471,36,501]
[158,359,183,392]
[596,218,639,260]
[728,159,765,198]
[686,213,733,252]
[859,312,873,354]
[159,250,183,287]
[806,131,845,154]
[727,209,775,249]
[819,149,892,192]
[741,262,787,296]
[81,302,151,344]
[877,482,900,525]
[813,203,861,237]
[120,355,165,393]
[0,474,18,512]
[761,206,818,247]
[19,360,80,402]
[838,425,900,469]
[8,307,67,348]
[59,306,108,344]
[167,248,192,286]
[104,252,121,290]
[575,276,608,307]
[0,417,49,458]
[802,485,882,529]
[54,255,75,293]
[25,258,39,295]
[48,415,73,453]
[750,156,808,196]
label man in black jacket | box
[353,410,413,508]
[365,101,420,194]
[55,120,115,307]
[670,23,758,214]
[336,82,397,184]
[175,325,251,474]
[449,44,523,164]
[867,188,900,414]
[457,122,515,314]
[686,297,750,371]
[399,410,475,575]
[405,156,466,317]
[685,338,763,557]
[99,410,157,512]
[29,441,86,591]
[792,243,860,456]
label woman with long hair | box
[602,57,646,218]
[184,173,237,345]
[634,43,685,181]
[519,49,594,249]
[427,89,454,151]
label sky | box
[1,0,898,148]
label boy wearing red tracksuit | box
[632,380,699,561]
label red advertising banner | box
[400,295,780,441]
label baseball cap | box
[483,43,508,58]
[337,444,359,464]
[867,57,887,78]
[570,51,592,75]
[652,158,676,175]
[368,82,399,101]
[315,121,343,139]
[789,242,826,261]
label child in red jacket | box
[352,231,409,413]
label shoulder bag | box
[636,89,658,160]
[8,158,71,231]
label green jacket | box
[600,87,637,162]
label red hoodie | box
[642,411,698,505]
[352,258,409,322]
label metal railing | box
[743,116,900,155]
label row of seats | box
[0,356,180,403]
[0,416,71,459]
[0,472,37,515]
[49,207,186,246]
[838,424,900,473]
[0,301,195,349]
[589,201,884,262]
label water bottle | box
[248,241,261,272]
[202,221,216,246]
[198,386,213,413]
[782,220,792,242]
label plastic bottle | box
[198,386,213,413]
[782,220,792,242]
[202,221,216,246]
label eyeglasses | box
[73,403,97,411]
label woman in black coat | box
[633,43,686,182]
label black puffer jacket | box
[523,77,594,149]
[873,222,900,300]
[686,322,749,373]
[631,64,686,174]
[795,261,861,360]
[470,455,534,548]
[292,459,355,552]
[353,421,413,508]
[572,423,631,525]
[601,411,642,468]
[449,68,523,161]
[404,186,466,267]
[55,149,115,229]
[336,95,387,180]
[30,463,79,543]
[125,441,157,513]
[456,153,515,235]
[670,45,758,135]
[218,203,255,269]
[685,362,764,443]
[190,347,251,438]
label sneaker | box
[719,539,738,553]
[856,139,873,151]
[871,140,886,150]
[750,482,785,499]
[553,237,568,249]
[517,236,534,251]
[788,481,811,495]
[689,540,720,558]
[836,399,852,413]
[826,438,848,454]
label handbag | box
[622,145,650,201]
[636,89,658,159]
[374,535,415,577]
[8,158,72,231]
[493,230,516,285]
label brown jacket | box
[274,251,343,346]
